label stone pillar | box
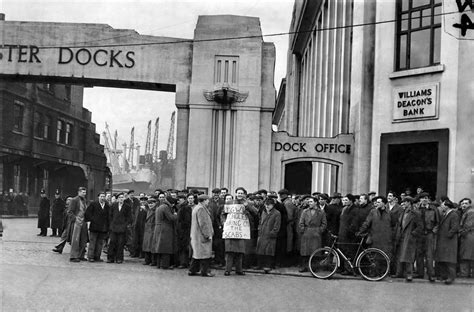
[349,0,376,193]
[175,103,189,190]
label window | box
[64,85,71,101]
[43,83,55,94]
[34,112,43,138]
[56,120,65,143]
[396,0,442,70]
[13,102,24,132]
[43,116,52,140]
[214,56,239,87]
[65,123,73,145]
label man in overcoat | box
[37,189,50,236]
[459,198,474,277]
[298,196,327,272]
[256,198,281,273]
[279,189,298,258]
[142,197,157,265]
[415,192,440,280]
[176,194,194,268]
[50,190,66,237]
[434,200,460,284]
[132,196,148,259]
[338,194,359,273]
[387,191,403,275]
[69,187,89,262]
[85,191,110,262]
[52,196,74,254]
[395,196,423,281]
[152,195,177,269]
[189,195,214,277]
[107,193,132,264]
[358,196,392,258]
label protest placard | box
[222,200,250,239]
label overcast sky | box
[1,0,293,154]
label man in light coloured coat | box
[459,198,474,277]
[189,195,214,277]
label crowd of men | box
[37,185,474,283]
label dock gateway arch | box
[0,14,276,192]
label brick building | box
[0,81,110,215]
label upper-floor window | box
[57,120,65,143]
[34,112,43,138]
[43,116,52,140]
[13,101,25,133]
[64,85,72,101]
[43,83,55,94]
[396,0,442,70]
[65,123,73,145]
[214,56,239,87]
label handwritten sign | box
[222,201,250,239]
[444,0,474,39]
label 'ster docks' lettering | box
[0,45,136,68]
[222,201,250,239]
[392,83,439,122]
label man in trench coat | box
[142,197,157,265]
[298,196,327,272]
[434,200,460,284]
[69,187,89,262]
[50,190,66,237]
[256,198,281,273]
[395,196,423,281]
[189,195,214,277]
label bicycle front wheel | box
[309,247,339,279]
[356,248,390,281]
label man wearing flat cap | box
[415,192,440,281]
[338,194,359,273]
[395,196,423,281]
[209,188,225,266]
[189,194,214,277]
[278,189,298,263]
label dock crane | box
[128,127,135,169]
[103,128,122,175]
[166,111,176,160]
[144,120,152,165]
[151,118,160,163]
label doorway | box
[284,161,312,194]
[379,129,449,199]
[387,142,438,197]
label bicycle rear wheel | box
[309,247,339,279]
[356,248,390,281]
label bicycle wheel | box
[309,247,339,279]
[356,248,390,281]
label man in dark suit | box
[85,191,110,262]
[107,193,132,264]
[37,189,50,236]
[322,193,342,247]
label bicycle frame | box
[327,235,366,271]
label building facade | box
[0,81,110,214]
[275,0,474,200]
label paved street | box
[1,218,474,311]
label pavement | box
[1,218,474,311]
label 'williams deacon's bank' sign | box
[392,83,439,122]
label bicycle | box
[308,233,390,281]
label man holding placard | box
[222,187,251,276]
